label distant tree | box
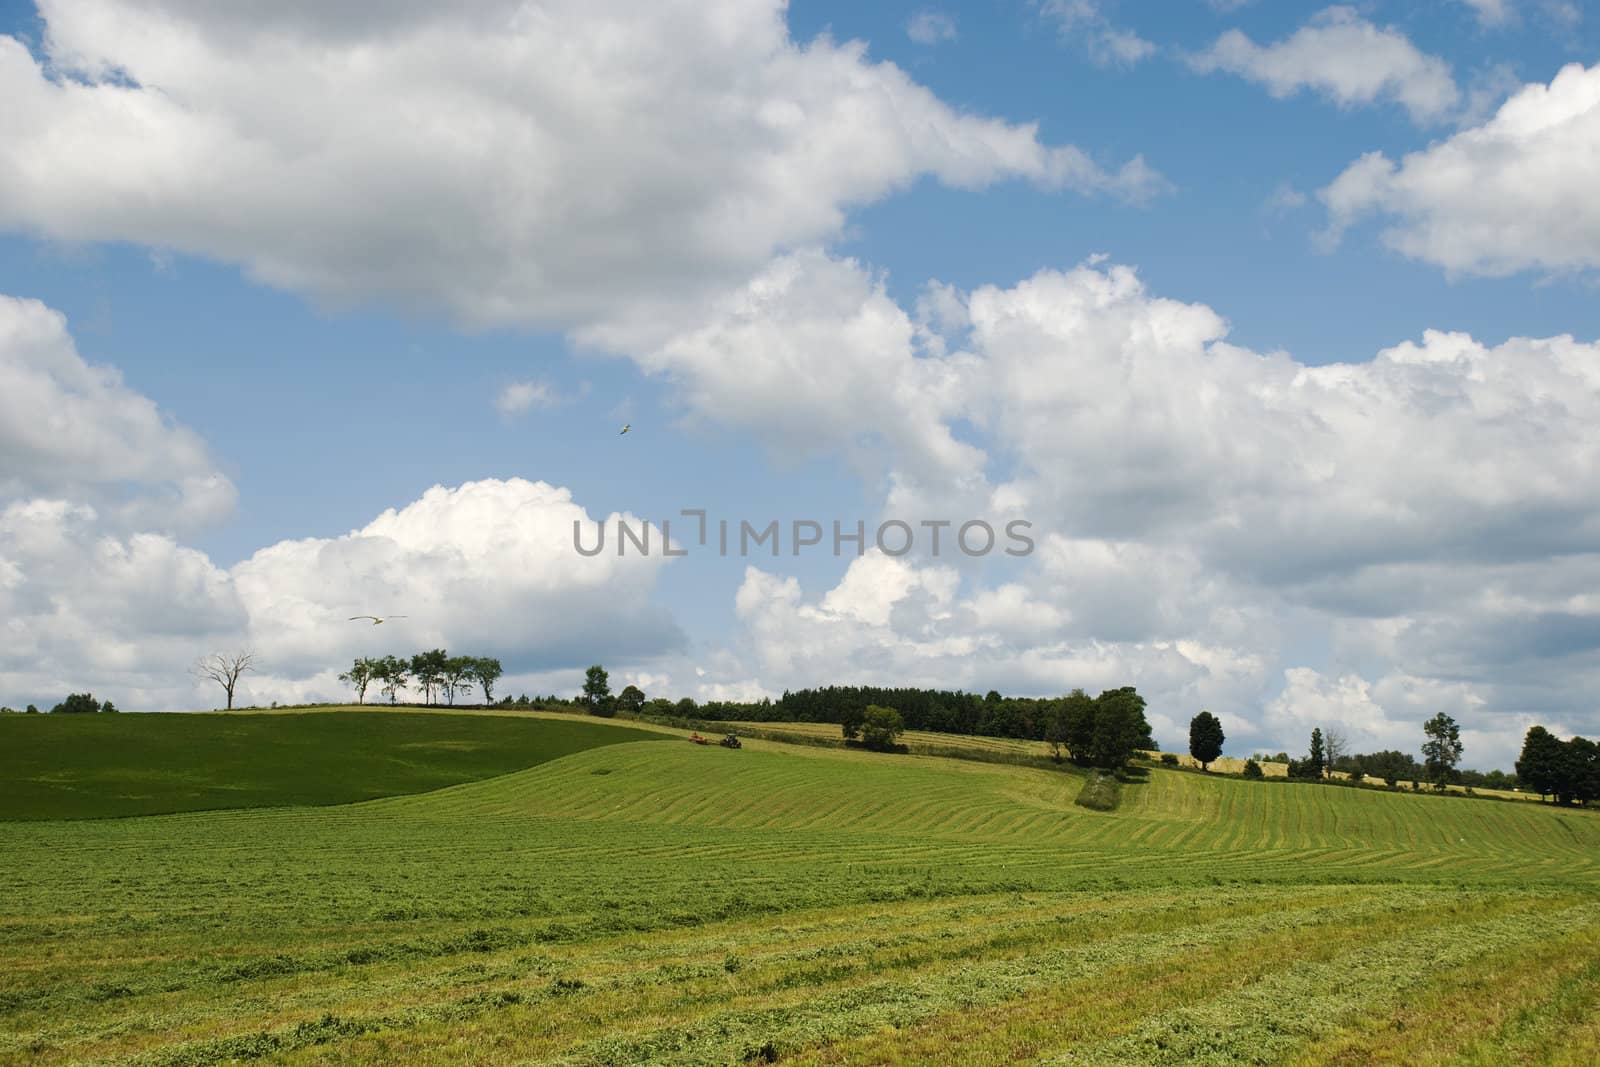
[1356,750,1415,788]
[675,696,697,717]
[1088,687,1151,769]
[583,665,613,716]
[1242,758,1264,780]
[374,655,409,705]
[840,704,865,741]
[1516,726,1567,802]
[1160,752,1179,766]
[1563,736,1600,807]
[25,704,38,714]
[100,700,119,713]
[1421,713,1464,788]
[860,705,905,752]
[410,649,449,706]
[338,657,377,704]
[193,651,256,711]
[1188,711,1225,772]
[468,657,503,706]
[51,693,101,714]
[1323,727,1348,776]
[1306,728,1326,780]
[441,656,476,706]
[617,684,645,716]
[1060,688,1096,763]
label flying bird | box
[349,615,407,626]
[619,423,631,435]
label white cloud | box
[1320,61,1600,277]
[494,379,558,418]
[1039,0,1156,66]
[1190,7,1460,123]
[608,251,1600,769]
[0,294,235,531]
[230,478,683,680]
[906,11,957,46]
[1458,0,1515,26]
[0,0,1160,331]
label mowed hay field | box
[2,712,1599,1065]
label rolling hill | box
[1,709,1595,1065]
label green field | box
[2,710,1598,1065]
[0,709,667,819]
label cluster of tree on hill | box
[0,694,115,714]
[339,651,504,706]
[1516,727,1599,806]
[694,684,1154,748]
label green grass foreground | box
[2,709,1598,1065]
[0,709,667,819]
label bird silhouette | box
[619,423,631,435]
[349,615,407,625]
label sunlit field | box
[2,710,1596,1065]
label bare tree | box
[1324,726,1348,778]
[194,651,256,710]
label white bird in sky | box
[349,615,407,626]
[619,423,631,435]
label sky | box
[2,0,1599,770]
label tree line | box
[697,684,1151,746]
[0,693,118,714]
[1516,727,1599,805]
[339,650,504,706]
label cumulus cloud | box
[1,476,688,711]
[1190,7,1460,123]
[494,379,559,418]
[1320,61,1600,277]
[608,251,1600,768]
[0,294,235,531]
[1039,0,1156,66]
[906,11,957,45]
[231,478,683,680]
[0,0,1161,330]
[0,296,686,709]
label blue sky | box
[2,0,1598,768]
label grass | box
[1,709,1597,1064]
[0,709,667,819]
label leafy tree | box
[25,704,38,714]
[193,651,255,710]
[617,684,645,716]
[674,697,697,717]
[1307,728,1326,780]
[1060,688,1096,762]
[374,655,409,705]
[1242,758,1264,779]
[838,703,863,741]
[1516,726,1567,802]
[410,649,449,706]
[468,657,503,706]
[1567,737,1600,806]
[1188,711,1225,771]
[51,693,101,714]
[441,656,475,706]
[1159,752,1179,766]
[1421,712,1464,788]
[1088,687,1151,769]
[584,665,613,716]
[1356,750,1416,788]
[338,657,377,704]
[100,700,118,713]
[860,705,905,752]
